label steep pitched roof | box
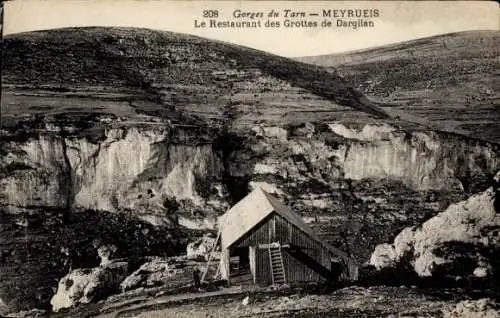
[219,187,275,249]
[218,188,350,261]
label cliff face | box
[1,126,228,223]
[248,123,497,193]
[66,128,225,220]
[333,124,497,190]
[2,135,72,210]
[2,123,497,220]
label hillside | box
[297,31,500,143]
[2,27,390,132]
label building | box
[218,187,358,286]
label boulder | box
[241,296,250,306]
[393,226,415,260]
[186,233,219,260]
[369,174,500,279]
[369,244,397,270]
[473,266,490,278]
[120,257,179,292]
[50,261,128,312]
[412,187,499,277]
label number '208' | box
[203,10,219,18]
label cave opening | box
[214,131,250,205]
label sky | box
[3,0,499,57]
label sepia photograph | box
[0,0,499,317]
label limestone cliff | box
[1,125,227,221]
[2,123,497,221]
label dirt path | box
[95,286,464,318]
[98,285,261,318]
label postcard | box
[1,1,499,317]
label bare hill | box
[2,27,390,131]
[298,31,500,143]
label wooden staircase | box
[268,243,286,286]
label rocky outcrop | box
[186,233,219,260]
[0,208,188,313]
[1,135,73,211]
[370,171,500,278]
[120,257,178,292]
[119,256,218,293]
[50,260,128,312]
[442,299,500,318]
[369,244,397,270]
[412,189,499,277]
[370,226,415,270]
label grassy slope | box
[1,27,390,132]
[297,31,500,143]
